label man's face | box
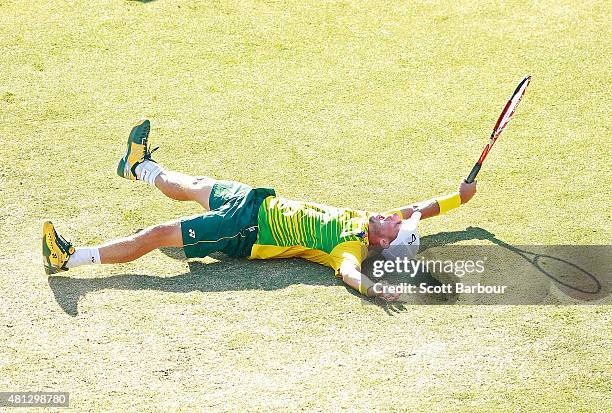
[368,213,402,248]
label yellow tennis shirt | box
[249,196,371,276]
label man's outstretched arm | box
[339,262,400,302]
[394,180,477,220]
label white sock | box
[135,160,163,187]
[66,247,101,268]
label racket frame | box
[465,75,531,183]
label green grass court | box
[1,0,610,411]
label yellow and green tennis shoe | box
[42,221,75,275]
[116,119,158,180]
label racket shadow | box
[47,228,608,316]
[420,227,609,302]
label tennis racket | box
[465,75,531,183]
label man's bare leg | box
[117,119,217,209]
[152,171,215,210]
[73,168,216,267]
[43,120,218,274]
[47,166,218,270]
[98,219,183,264]
[52,165,217,270]
[42,218,185,273]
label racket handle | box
[465,163,481,184]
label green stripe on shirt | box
[255,196,369,254]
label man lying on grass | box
[42,120,477,302]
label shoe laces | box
[55,232,73,253]
[144,143,159,161]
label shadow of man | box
[49,254,336,316]
[48,227,609,316]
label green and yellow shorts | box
[180,180,276,259]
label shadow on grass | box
[48,226,606,316]
[48,227,491,316]
[48,255,337,317]
[425,226,605,296]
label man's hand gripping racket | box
[465,76,531,183]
